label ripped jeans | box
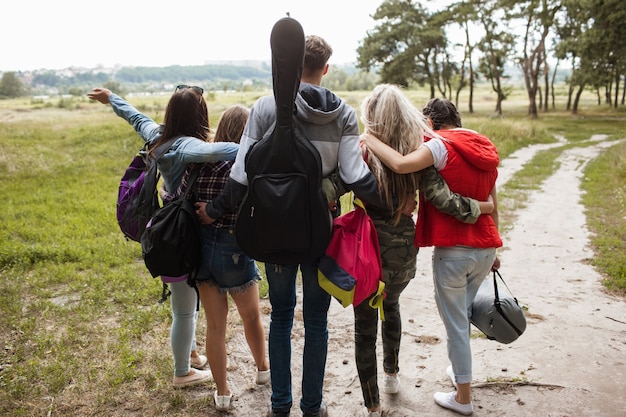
[195,225,260,292]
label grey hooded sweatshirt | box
[205,82,383,220]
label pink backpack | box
[318,199,385,317]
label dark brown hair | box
[151,87,209,151]
[422,98,462,130]
[213,105,250,144]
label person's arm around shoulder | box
[360,133,434,174]
[176,139,239,164]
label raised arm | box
[88,88,161,144]
[360,132,434,174]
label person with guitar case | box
[196,16,386,417]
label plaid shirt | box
[175,161,236,228]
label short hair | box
[422,98,462,130]
[303,35,333,76]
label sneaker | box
[256,369,271,385]
[446,365,458,388]
[190,354,208,369]
[434,391,473,415]
[214,390,232,411]
[365,410,381,417]
[267,405,290,417]
[172,368,212,388]
[382,373,399,394]
[303,401,328,417]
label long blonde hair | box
[360,84,433,224]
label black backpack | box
[141,166,202,279]
[235,17,332,265]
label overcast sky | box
[2,0,391,72]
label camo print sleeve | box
[419,165,481,224]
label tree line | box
[3,0,624,118]
[0,63,378,99]
[356,0,626,117]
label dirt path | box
[218,135,626,417]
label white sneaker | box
[256,369,271,385]
[365,410,381,417]
[446,365,458,388]
[214,389,232,411]
[434,391,473,415]
[172,368,212,388]
[382,373,399,394]
[190,354,208,369]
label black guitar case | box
[235,16,332,265]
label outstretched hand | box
[195,202,216,225]
[87,88,112,104]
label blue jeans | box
[432,246,496,384]
[265,262,331,414]
[169,280,198,377]
[195,225,260,293]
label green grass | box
[581,140,626,292]
[0,88,624,415]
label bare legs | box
[456,382,471,404]
[197,282,269,396]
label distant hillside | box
[8,61,374,96]
[11,62,276,96]
[114,63,272,87]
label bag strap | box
[182,164,201,199]
[148,137,179,162]
[492,269,517,302]
[492,270,524,336]
[368,281,386,321]
[354,197,367,213]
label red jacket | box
[415,128,502,248]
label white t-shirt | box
[423,137,448,171]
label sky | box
[1,0,389,72]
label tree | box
[0,72,25,98]
[443,0,483,112]
[357,0,446,96]
[503,0,562,118]
[476,2,516,115]
[556,0,626,113]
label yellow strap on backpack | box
[353,196,366,212]
[368,279,386,321]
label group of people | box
[89,31,501,417]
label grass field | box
[0,87,624,416]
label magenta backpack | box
[117,141,172,242]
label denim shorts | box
[195,225,260,293]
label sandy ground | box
[203,135,626,417]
